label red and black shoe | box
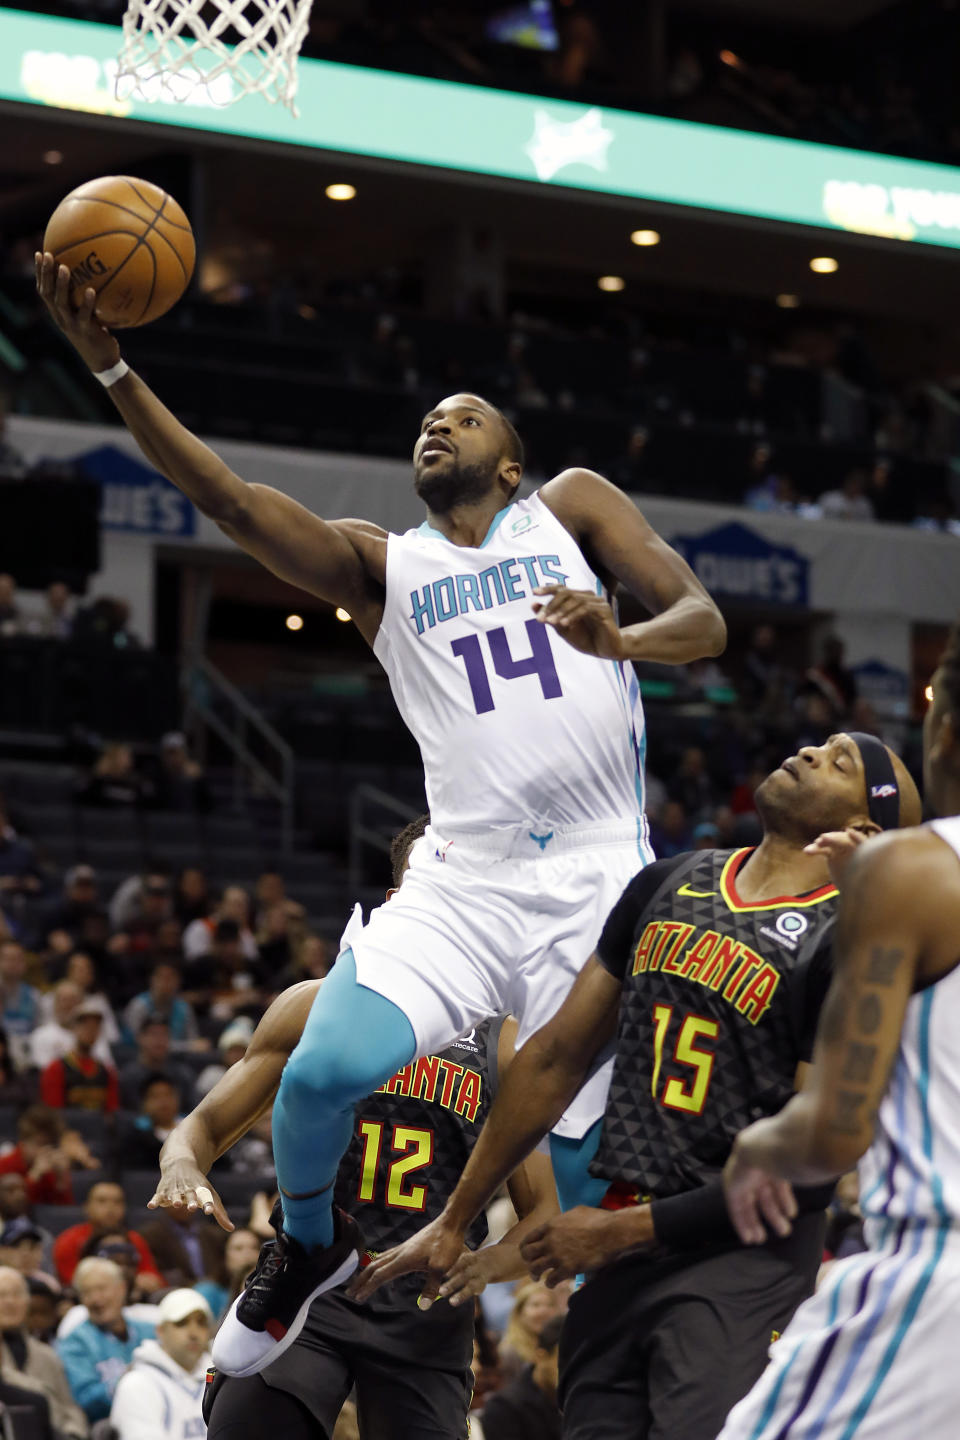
[211,1209,362,1377]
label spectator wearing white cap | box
[30,980,115,1072]
[38,1002,119,1113]
[110,1288,212,1440]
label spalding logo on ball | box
[44,175,196,328]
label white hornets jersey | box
[857,814,960,1232]
[374,492,649,841]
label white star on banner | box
[524,107,615,182]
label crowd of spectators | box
[639,622,917,863]
[0,825,346,1437]
[0,570,142,653]
[5,228,960,526]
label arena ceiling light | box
[285,613,304,631]
[776,293,801,307]
[810,256,839,273]
[325,183,356,201]
[597,275,625,292]
[630,229,660,247]
[335,608,352,622]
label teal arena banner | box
[4,7,960,248]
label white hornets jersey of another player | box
[857,814,960,1231]
[374,491,649,840]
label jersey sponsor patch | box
[760,911,811,950]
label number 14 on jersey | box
[452,618,563,715]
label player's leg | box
[273,950,416,1251]
[204,1372,333,1440]
[353,1351,473,1440]
[559,1262,650,1440]
[212,951,418,1375]
[719,1236,960,1440]
[549,1121,609,1213]
[214,857,514,1377]
[640,1227,821,1440]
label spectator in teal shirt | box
[57,1258,155,1421]
[122,960,199,1049]
[0,940,40,1040]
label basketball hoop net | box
[114,0,315,111]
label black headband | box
[849,731,900,831]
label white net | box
[115,0,315,111]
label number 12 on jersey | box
[452,619,563,715]
[356,1120,434,1211]
[650,1005,719,1115]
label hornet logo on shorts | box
[760,911,809,951]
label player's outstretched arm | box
[149,980,319,1231]
[540,467,726,664]
[350,957,621,1302]
[723,834,938,1244]
[36,255,383,624]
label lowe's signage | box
[79,445,196,537]
[672,522,809,607]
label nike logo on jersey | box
[677,883,717,898]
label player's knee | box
[281,1028,380,1113]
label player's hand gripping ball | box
[43,175,195,328]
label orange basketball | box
[43,175,196,329]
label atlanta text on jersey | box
[630,919,780,1025]
[377,1052,484,1122]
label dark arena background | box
[0,2,958,1437]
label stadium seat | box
[121,1171,163,1212]
[0,1103,22,1135]
[62,1111,113,1162]
[68,1168,110,1203]
[33,1204,86,1236]
[215,1172,272,1214]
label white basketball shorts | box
[349,819,650,1139]
[717,1218,960,1440]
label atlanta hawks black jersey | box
[334,1016,501,1256]
[592,848,837,1198]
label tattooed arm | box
[723,830,950,1244]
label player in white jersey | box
[37,255,726,1378]
[716,622,960,1440]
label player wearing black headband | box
[356,732,921,1440]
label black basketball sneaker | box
[212,1208,363,1377]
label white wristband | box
[93,359,129,388]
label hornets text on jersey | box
[592,848,837,1198]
